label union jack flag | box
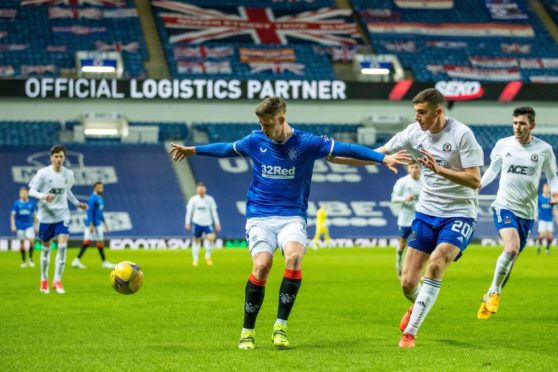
[249,62,305,75]
[96,41,139,52]
[381,41,416,52]
[177,61,232,74]
[153,1,360,45]
[22,0,124,6]
[52,26,107,35]
[0,65,15,77]
[501,43,531,54]
[173,46,234,59]
[20,64,58,76]
[49,7,102,19]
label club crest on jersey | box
[531,154,538,162]
[504,215,511,224]
[442,143,452,152]
[288,147,298,161]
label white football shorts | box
[84,225,104,241]
[17,227,35,240]
[245,216,307,256]
[537,220,554,234]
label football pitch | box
[1,245,557,371]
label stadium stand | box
[542,0,558,24]
[0,0,147,78]
[354,0,558,82]
[0,121,61,145]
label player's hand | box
[549,192,558,205]
[185,224,190,231]
[169,143,195,162]
[405,195,415,202]
[104,224,110,232]
[44,194,55,202]
[418,148,440,174]
[11,225,16,232]
[383,150,412,173]
[215,224,221,234]
[78,203,88,210]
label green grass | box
[1,245,557,371]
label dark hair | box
[19,186,27,191]
[513,106,536,123]
[197,182,205,187]
[50,144,66,155]
[255,97,287,117]
[412,88,446,109]
[93,181,103,188]
[407,159,418,165]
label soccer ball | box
[110,261,144,295]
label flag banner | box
[368,22,535,37]
[0,65,15,77]
[96,41,139,52]
[239,47,295,62]
[46,45,69,52]
[0,44,28,51]
[0,9,17,18]
[394,0,454,9]
[177,60,232,74]
[48,7,137,18]
[470,56,518,68]
[529,75,558,83]
[381,40,416,52]
[327,45,358,62]
[153,1,360,45]
[427,64,521,81]
[519,58,558,69]
[173,45,234,59]
[22,0,124,6]
[500,42,531,54]
[358,9,401,19]
[20,64,58,76]
[485,1,528,20]
[426,40,468,48]
[248,62,305,75]
[52,26,107,34]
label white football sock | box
[205,240,213,259]
[54,244,67,281]
[192,241,201,261]
[40,244,51,280]
[404,277,441,336]
[488,251,514,295]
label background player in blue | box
[169,97,410,350]
[72,182,115,269]
[10,187,38,268]
[536,183,558,255]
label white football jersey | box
[483,136,558,219]
[185,194,220,227]
[385,117,484,219]
[28,165,76,224]
[391,174,422,227]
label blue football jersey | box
[233,129,334,219]
[85,192,105,226]
[12,199,36,229]
[538,194,554,221]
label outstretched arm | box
[328,143,410,173]
[170,143,240,161]
[328,146,389,166]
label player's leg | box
[93,227,114,268]
[27,227,35,267]
[323,227,331,247]
[191,224,203,266]
[73,227,91,269]
[239,220,277,350]
[204,231,216,265]
[311,225,321,249]
[19,240,27,267]
[38,223,54,293]
[545,228,552,255]
[396,226,412,277]
[52,223,70,294]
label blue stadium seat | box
[0,121,61,145]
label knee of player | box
[252,261,272,278]
[401,277,417,294]
[285,251,303,267]
[425,259,447,278]
[504,247,520,257]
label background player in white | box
[390,161,421,277]
[169,97,409,350]
[185,182,221,266]
[330,88,483,348]
[536,183,558,255]
[11,187,38,268]
[477,107,558,320]
[72,181,114,269]
[29,144,87,294]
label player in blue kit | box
[169,97,410,350]
[72,182,115,269]
[11,187,38,268]
[536,183,558,255]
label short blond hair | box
[255,97,287,118]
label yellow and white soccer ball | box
[110,261,144,295]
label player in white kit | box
[28,145,88,294]
[185,182,221,266]
[330,88,483,348]
[477,107,558,319]
[390,161,421,277]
